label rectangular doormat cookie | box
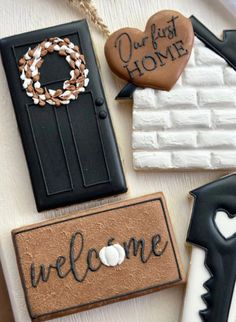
[12,193,184,321]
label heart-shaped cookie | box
[105,10,194,91]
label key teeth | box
[199,309,210,322]
[201,292,212,307]
[199,276,214,318]
[203,276,214,291]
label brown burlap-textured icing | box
[12,193,184,321]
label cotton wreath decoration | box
[18,37,89,107]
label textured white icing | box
[48,89,56,96]
[31,68,38,77]
[68,94,76,100]
[33,98,39,104]
[132,37,236,170]
[75,60,81,68]
[66,47,74,54]
[63,82,69,90]
[24,48,31,60]
[30,57,40,72]
[39,94,46,100]
[53,44,60,51]
[99,244,125,267]
[60,45,68,51]
[54,37,63,42]
[34,81,40,89]
[44,41,51,49]
[113,244,126,264]
[33,46,41,59]
[60,90,71,98]
[20,69,26,80]
[84,78,89,87]
[60,100,70,105]
[84,69,89,77]
[46,99,56,105]
[65,55,71,63]
[69,70,75,78]
[69,42,75,49]
[23,78,31,89]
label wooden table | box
[0,0,235,321]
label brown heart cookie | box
[105,10,194,91]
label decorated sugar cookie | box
[12,193,184,321]
[0,21,127,212]
[105,11,236,171]
[128,16,236,170]
[182,174,236,322]
[105,10,194,91]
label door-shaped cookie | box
[0,20,127,211]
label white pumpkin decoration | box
[99,243,125,267]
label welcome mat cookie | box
[12,193,184,321]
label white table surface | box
[0,0,235,321]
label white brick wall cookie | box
[132,37,236,170]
